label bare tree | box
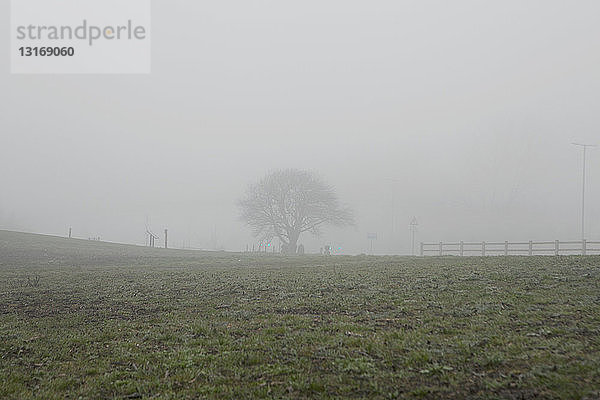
[239,169,354,254]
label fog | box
[1,0,599,254]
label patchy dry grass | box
[1,230,599,399]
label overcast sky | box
[1,0,600,254]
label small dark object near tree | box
[239,169,354,254]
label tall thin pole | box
[391,188,395,235]
[572,143,596,241]
[409,217,418,256]
[582,146,586,241]
[387,178,400,252]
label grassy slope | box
[1,230,599,399]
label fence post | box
[583,239,587,256]
[439,242,443,256]
[482,241,486,257]
[528,240,533,256]
[460,241,464,257]
[555,240,559,256]
[504,240,508,256]
[420,242,424,257]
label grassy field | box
[1,230,599,399]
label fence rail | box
[420,240,600,256]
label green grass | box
[1,230,599,399]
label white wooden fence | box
[420,240,600,256]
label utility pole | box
[387,178,400,243]
[409,217,418,256]
[367,233,377,255]
[572,143,596,241]
[164,229,168,249]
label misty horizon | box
[2,0,600,254]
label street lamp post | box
[572,143,596,241]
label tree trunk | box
[286,230,300,254]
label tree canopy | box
[238,169,354,253]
